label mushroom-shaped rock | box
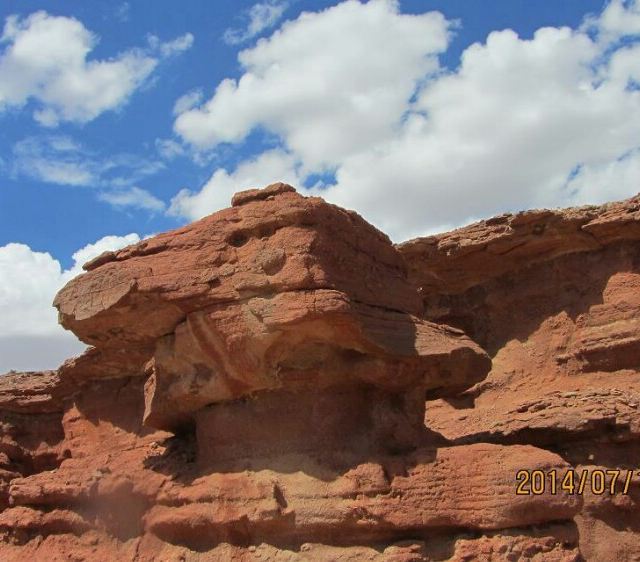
[55,184,490,444]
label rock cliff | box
[400,194,640,561]
[0,184,638,561]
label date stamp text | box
[516,469,639,495]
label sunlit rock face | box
[55,182,489,440]
[0,185,638,560]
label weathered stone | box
[399,193,640,295]
[402,193,640,562]
[0,187,639,560]
[54,185,490,431]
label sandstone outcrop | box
[400,193,640,561]
[0,185,638,560]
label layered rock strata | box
[400,193,640,561]
[0,184,637,560]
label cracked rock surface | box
[401,193,640,561]
[0,185,638,560]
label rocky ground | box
[0,183,638,561]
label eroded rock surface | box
[400,193,640,561]
[0,185,637,560]
[55,182,489,436]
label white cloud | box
[0,233,140,373]
[11,136,165,208]
[168,149,300,220]
[318,21,640,239]
[0,11,193,126]
[148,32,194,57]
[99,186,165,212]
[172,88,203,116]
[155,137,185,160]
[100,153,165,188]
[68,233,140,276]
[0,335,88,374]
[171,0,640,241]
[175,0,450,169]
[589,0,640,41]
[223,0,288,45]
[13,136,96,186]
[565,149,640,205]
[0,243,70,338]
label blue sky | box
[1,0,639,372]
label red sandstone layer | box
[0,185,638,561]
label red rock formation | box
[1,184,637,560]
[400,193,640,561]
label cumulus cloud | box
[587,0,640,41]
[0,233,140,373]
[565,149,640,205]
[169,149,300,219]
[171,0,640,241]
[175,0,450,169]
[0,11,193,126]
[223,0,288,45]
[67,234,141,273]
